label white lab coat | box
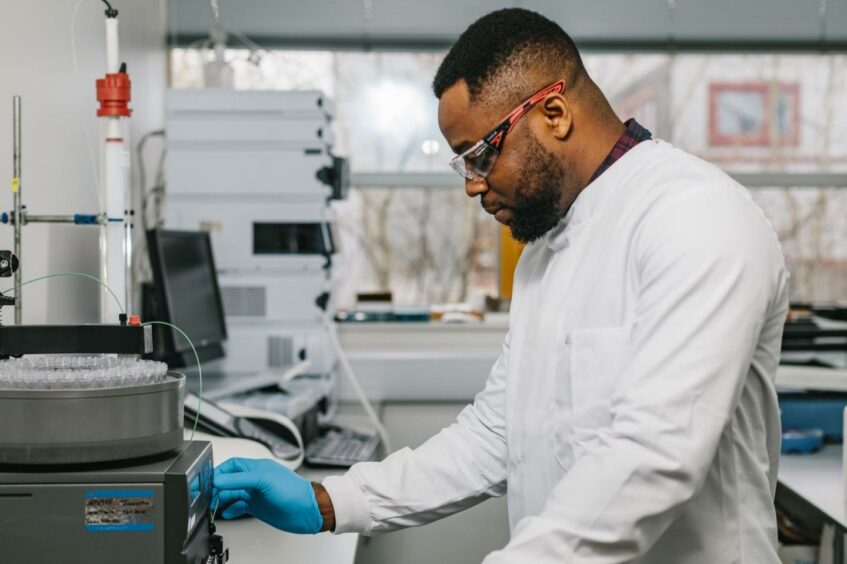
[323,139,789,563]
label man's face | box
[438,80,575,243]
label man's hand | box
[213,457,329,534]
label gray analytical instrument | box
[165,89,346,379]
[0,283,228,564]
[0,441,218,564]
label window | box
[591,53,847,302]
[748,187,847,301]
[170,49,847,304]
[332,188,498,306]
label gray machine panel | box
[164,88,342,385]
[219,268,330,322]
[166,89,336,199]
[166,89,335,118]
[167,118,334,146]
[166,199,333,271]
[0,482,167,562]
[221,321,337,376]
[167,148,333,197]
[0,441,215,564]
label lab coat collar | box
[545,140,657,252]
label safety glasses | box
[450,80,566,181]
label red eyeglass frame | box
[450,79,566,180]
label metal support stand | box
[12,96,22,325]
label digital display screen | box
[156,232,227,352]
[185,455,214,535]
[253,222,333,255]
[189,474,201,506]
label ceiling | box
[168,0,847,51]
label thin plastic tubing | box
[2,272,124,314]
[323,317,393,454]
[142,320,203,442]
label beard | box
[504,134,575,244]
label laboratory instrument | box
[0,355,183,465]
[0,441,220,564]
[164,89,345,379]
[159,89,389,452]
[0,256,228,563]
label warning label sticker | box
[84,489,155,532]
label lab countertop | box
[217,511,357,564]
[778,444,847,529]
[776,365,847,393]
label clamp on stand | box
[0,249,20,314]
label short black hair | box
[433,8,585,107]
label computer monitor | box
[145,229,227,367]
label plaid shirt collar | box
[588,118,652,184]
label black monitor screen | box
[253,222,334,255]
[147,230,227,363]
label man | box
[213,8,789,562]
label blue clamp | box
[74,214,99,225]
[1,212,7,225]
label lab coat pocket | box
[567,325,630,448]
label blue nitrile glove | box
[213,457,323,534]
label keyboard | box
[305,426,380,467]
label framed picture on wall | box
[708,83,800,147]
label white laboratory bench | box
[337,323,847,403]
[779,446,846,528]
[778,445,847,562]
[776,365,847,393]
[769,365,847,561]
[217,516,357,564]
[336,318,507,402]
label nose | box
[465,177,488,198]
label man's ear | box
[540,94,571,140]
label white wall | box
[0,0,167,324]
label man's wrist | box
[312,482,336,532]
